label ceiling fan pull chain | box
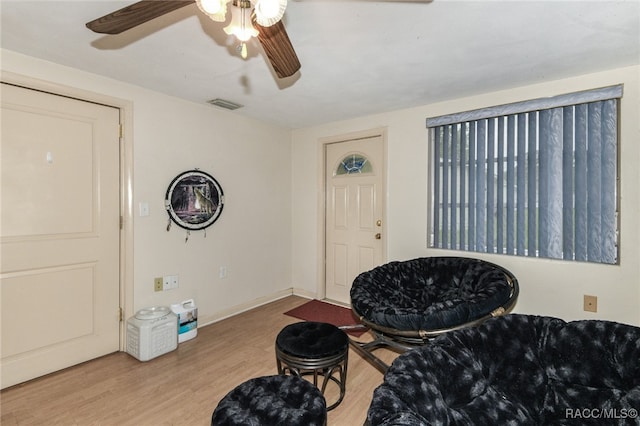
[238,42,248,59]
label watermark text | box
[565,408,638,420]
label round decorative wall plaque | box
[165,170,224,236]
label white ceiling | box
[1,0,639,129]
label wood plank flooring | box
[1,296,400,426]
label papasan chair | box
[366,314,640,425]
[350,257,519,372]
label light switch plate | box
[139,202,150,217]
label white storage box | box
[170,299,198,343]
[126,306,178,361]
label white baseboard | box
[291,287,317,300]
[197,288,295,328]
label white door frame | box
[316,127,388,300]
[1,71,134,350]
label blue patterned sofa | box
[350,257,519,372]
[366,314,640,425]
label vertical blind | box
[427,85,622,264]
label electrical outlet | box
[154,277,163,292]
[169,275,179,289]
[163,275,179,290]
[219,266,228,279]
[584,295,598,312]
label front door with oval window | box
[325,134,385,304]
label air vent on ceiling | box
[207,98,243,110]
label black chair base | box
[350,304,513,373]
[275,322,349,411]
[348,329,417,374]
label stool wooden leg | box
[275,342,349,410]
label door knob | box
[375,233,381,239]
[376,220,382,227]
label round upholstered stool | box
[211,374,327,426]
[275,321,349,411]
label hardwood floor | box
[1,296,400,425]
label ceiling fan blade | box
[253,19,301,79]
[86,1,194,35]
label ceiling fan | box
[86,0,301,79]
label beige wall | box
[1,49,293,326]
[3,49,639,328]
[292,65,640,326]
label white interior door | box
[1,83,121,389]
[325,135,385,304]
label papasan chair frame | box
[349,256,519,373]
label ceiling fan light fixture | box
[254,0,287,27]
[195,0,228,22]
[85,1,300,78]
[223,2,259,42]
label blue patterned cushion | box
[212,375,326,425]
[351,257,516,331]
[367,314,640,425]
